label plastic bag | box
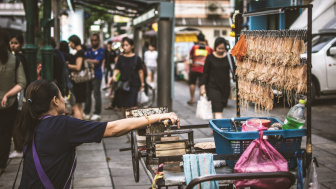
[230,34,247,61]
[242,118,269,132]
[138,90,149,104]
[304,157,320,189]
[195,95,213,120]
[234,131,289,189]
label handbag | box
[71,60,95,83]
[195,95,213,120]
[116,80,131,92]
[234,130,289,189]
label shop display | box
[232,30,308,111]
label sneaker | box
[9,150,23,159]
[90,114,101,121]
[83,114,91,120]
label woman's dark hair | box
[214,37,230,51]
[19,79,60,144]
[122,37,134,46]
[0,28,10,64]
[59,41,69,53]
[11,34,24,46]
[68,35,81,46]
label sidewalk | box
[1,80,336,188]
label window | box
[214,30,220,37]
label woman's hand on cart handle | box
[200,85,206,96]
[157,113,180,129]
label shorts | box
[188,71,203,86]
[147,66,156,75]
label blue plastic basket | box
[209,117,306,169]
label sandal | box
[187,101,195,105]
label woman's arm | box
[138,69,144,90]
[103,113,180,137]
[200,55,211,95]
[111,69,120,83]
[68,57,83,71]
[1,85,23,107]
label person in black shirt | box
[18,79,180,188]
[66,35,87,120]
[103,41,116,86]
[200,37,234,119]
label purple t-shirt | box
[19,115,107,188]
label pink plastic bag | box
[234,131,289,189]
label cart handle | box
[184,171,296,189]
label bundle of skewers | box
[231,30,307,112]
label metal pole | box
[171,0,175,105]
[235,13,242,118]
[41,0,54,81]
[157,18,173,111]
[53,0,60,46]
[23,0,38,85]
[306,4,313,167]
[134,27,143,59]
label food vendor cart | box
[123,4,314,188]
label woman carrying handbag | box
[200,37,235,119]
[108,37,145,117]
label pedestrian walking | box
[109,37,145,117]
[84,33,105,121]
[103,41,116,87]
[67,35,86,120]
[17,79,179,188]
[144,43,158,86]
[187,32,213,105]
[0,29,26,174]
[8,34,28,159]
[200,37,234,119]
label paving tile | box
[76,162,110,171]
[73,176,112,188]
[77,150,106,162]
[74,167,110,178]
[314,172,336,183]
[321,181,336,189]
[112,175,151,186]
[76,143,104,151]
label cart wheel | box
[131,130,140,182]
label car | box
[306,29,336,102]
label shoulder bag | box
[71,60,95,83]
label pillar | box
[134,27,143,59]
[23,0,38,84]
[157,18,173,111]
[41,0,54,81]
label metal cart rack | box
[234,4,313,168]
[184,4,314,187]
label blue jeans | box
[84,79,102,115]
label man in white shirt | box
[144,44,158,86]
